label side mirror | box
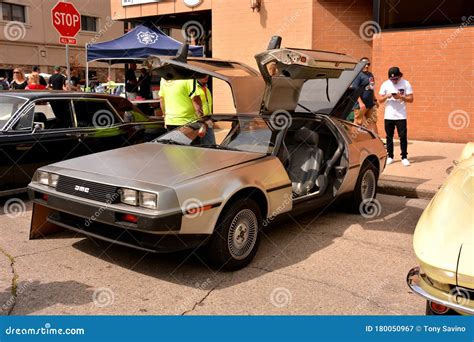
[32,122,45,133]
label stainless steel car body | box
[28,40,386,268]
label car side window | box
[13,100,75,131]
[73,100,119,128]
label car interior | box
[277,117,345,198]
[14,100,75,130]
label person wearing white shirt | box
[378,67,414,166]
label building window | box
[2,3,26,22]
[376,0,473,30]
[81,16,97,32]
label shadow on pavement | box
[3,280,94,315]
[65,195,424,289]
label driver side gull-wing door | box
[145,56,265,114]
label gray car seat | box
[287,127,325,196]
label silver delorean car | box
[28,37,386,270]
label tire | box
[349,161,378,213]
[207,198,261,271]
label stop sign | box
[51,2,81,38]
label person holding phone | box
[379,67,414,166]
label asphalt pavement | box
[0,194,427,315]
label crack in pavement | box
[180,279,224,316]
[0,246,19,315]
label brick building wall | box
[372,27,474,143]
[313,0,372,60]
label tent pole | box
[85,44,89,91]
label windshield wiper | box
[155,139,187,146]
[297,103,315,114]
[199,144,239,151]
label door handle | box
[16,144,33,151]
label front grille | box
[56,175,119,204]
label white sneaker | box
[402,158,410,167]
[386,157,393,165]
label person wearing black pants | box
[379,67,414,167]
[384,119,407,160]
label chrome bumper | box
[407,266,474,315]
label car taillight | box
[430,301,449,314]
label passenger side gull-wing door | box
[254,44,359,114]
[145,50,265,114]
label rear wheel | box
[207,199,261,271]
[350,161,378,213]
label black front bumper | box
[29,190,210,253]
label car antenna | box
[175,43,189,63]
[267,36,282,50]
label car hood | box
[46,143,264,187]
[413,154,474,286]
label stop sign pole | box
[51,1,81,89]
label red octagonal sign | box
[52,2,81,38]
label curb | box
[378,179,438,199]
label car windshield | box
[0,96,27,130]
[154,116,277,154]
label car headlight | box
[118,188,138,206]
[50,174,59,188]
[139,191,158,209]
[37,171,58,188]
[38,171,50,186]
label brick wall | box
[212,0,314,113]
[372,27,474,143]
[312,0,373,60]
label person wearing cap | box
[351,57,378,134]
[48,66,66,90]
[379,67,414,166]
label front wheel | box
[350,162,378,213]
[207,199,261,271]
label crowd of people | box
[0,65,82,91]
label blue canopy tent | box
[85,22,204,86]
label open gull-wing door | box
[145,46,265,114]
[255,37,361,116]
